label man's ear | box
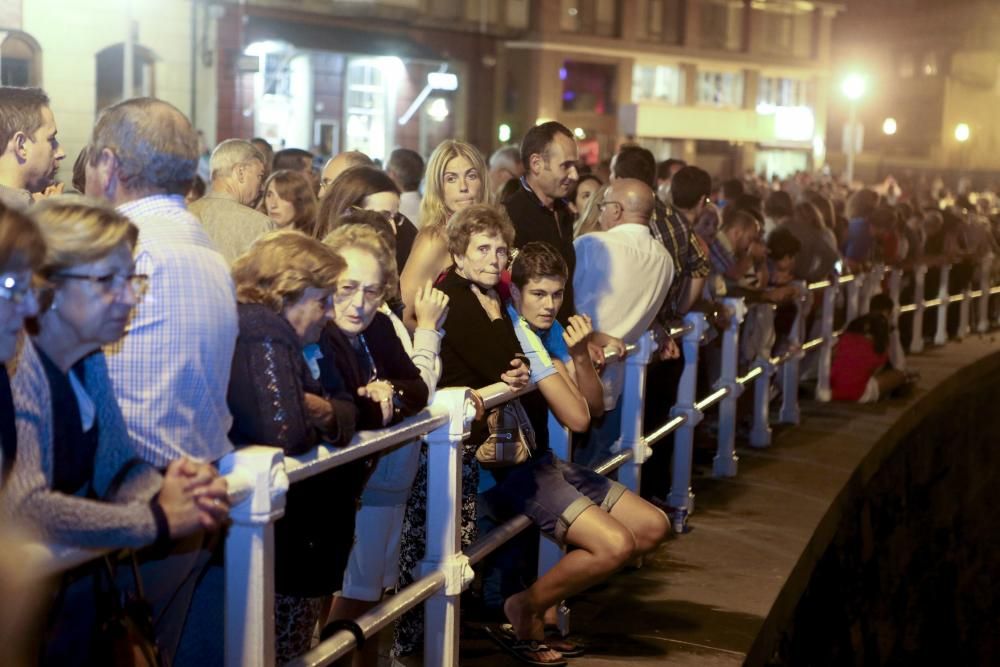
[235,163,247,184]
[12,132,29,162]
[91,147,118,200]
[529,153,544,176]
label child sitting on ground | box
[830,294,913,402]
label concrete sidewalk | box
[454,333,1000,666]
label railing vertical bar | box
[713,299,745,478]
[910,265,928,353]
[666,313,707,533]
[934,264,952,345]
[815,282,838,401]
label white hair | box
[209,139,264,181]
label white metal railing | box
[28,257,1000,667]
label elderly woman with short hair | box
[0,204,44,486]
[5,198,229,664]
[227,229,359,662]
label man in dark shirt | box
[503,121,580,323]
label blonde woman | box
[398,140,492,331]
[6,199,228,664]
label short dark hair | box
[764,191,794,219]
[657,158,685,181]
[767,226,801,260]
[721,178,745,201]
[511,241,568,289]
[273,148,314,172]
[613,145,656,188]
[869,293,894,313]
[520,121,573,168]
[0,86,50,157]
[387,148,425,191]
[670,166,712,209]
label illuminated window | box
[632,64,682,104]
[562,60,616,114]
[757,77,810,108]
[697,70,744,107]
[506,0,530,28]
[758,8,813,58]
[96,43,156,113]
[344,58,393,160]
[0,32,41,87]
[464,0,499,24]
[922,52,938,77]
[560,0,619,36]
[700,0,743,52]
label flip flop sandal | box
[484,625,567,666]
[544,624,585,658]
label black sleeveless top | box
[37,348,99,497]
[0,366,15,485]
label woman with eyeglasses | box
[4,199,229,664]
[317,165,418,273]
[317,223,437,665]
[398,140,492,331]
[0,204,44,487]
[227,229,360,661]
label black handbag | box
[91,550,162,667]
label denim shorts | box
[483,450,627,544]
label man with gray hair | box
[85,97,237,664]
[0,86,66,208]
[318,149,373,199]
[489,144,523,196]
[189,138,273,262]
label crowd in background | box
[0,83,997,667]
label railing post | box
[935,264,952,346]
[887,268,906,371]
[221,446,288,667]
[958,268,972,340]
[422,388,477,667]
[667,313,707,533]
[815,283,838,402]
[617,331,655,493]
[779,282,807,425]
[713,298,746,478]
[749,303,777,448]
[910,265,928,353]
[846,274,863,322]
[978,255,992,333]
[860,265,883,315]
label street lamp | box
[841,74,867,184]
[955,123,970,143]
[882,117,897,136]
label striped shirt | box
[649,200,711,321]
[105,195,238,467]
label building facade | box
[829,0,1000,185]
[5,0,841,179]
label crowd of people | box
[0,83,996,667]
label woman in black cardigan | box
[227,230,357,662]
[0,204,45,487]
[394,203,533,656]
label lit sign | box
[428,72,458,91]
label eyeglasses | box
[0,274,38,306]
[54,272,150,299]
[597,201,623,214]
[334,282,385,305]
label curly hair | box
[446,203,515,259]
[261,169,319,237]
[31,197,138,276]
[322,223,399,301]
[232,230,344,312]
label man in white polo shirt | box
[572,178,674,467]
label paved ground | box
[449,332,1000,667]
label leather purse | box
[475,398,536,468]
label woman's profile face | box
[0,268,38,361]
[265,182,296,227]
[573,179,600,216]
[453,231,508,289]
[282,286,333,345]
[441,155,481,214]
[48,241,142,348]
[333,247,385,337]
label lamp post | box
[880,117,897,180]
[955,123,971,181]
[841,74,866,184]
